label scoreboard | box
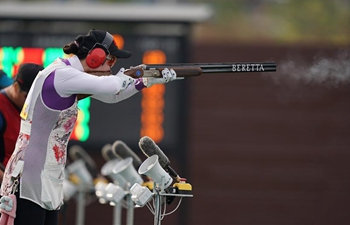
[0,31,189,150]
[0,1,212,152]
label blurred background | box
[1,0,350,225]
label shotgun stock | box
[124,62,277,78]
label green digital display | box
[0,46,90,142]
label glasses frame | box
[88,43,116,67]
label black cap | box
[15,63,44,92]
[76,29,132,59]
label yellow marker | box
[20,104,28,119]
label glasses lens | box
[106,55,116,66]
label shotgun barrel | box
[124,62,277,78]
[145,62,277,73]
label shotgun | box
[124,62,277,78]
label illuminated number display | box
[0,46,89,142]
[141,50,167,142]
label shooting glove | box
[115,67,136,91]
[142,68,177,88]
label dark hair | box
[63,40,85,59]
[63,35,98,60]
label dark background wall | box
[187,43,350,225]
[62,43,350,225]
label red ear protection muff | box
[86,32,114,69]
[86,47,106,68]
